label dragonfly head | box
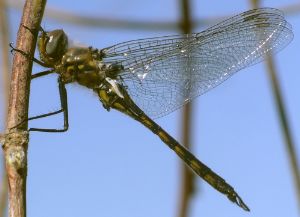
[37,29,68,65]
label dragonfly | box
[12,7,293,211]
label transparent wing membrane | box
[101,8,293,118]
[28,8,293,211]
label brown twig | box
[0,166,7,217]
[0,0,10,110]
[177,1,195,217]
[0,0,11,214]
[250,0,300,211]
[2,1,46,217]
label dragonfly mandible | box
[12,7,293,211]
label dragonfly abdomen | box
[95,78,250,211]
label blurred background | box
[0,0,299,217]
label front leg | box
[28,76,69,132]
[9,42,51,68]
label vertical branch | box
[0,0,12,215]
[2,1,46,217]
[0,0,10,109]
[0,0,10,214]
[250,0,300,210]
[0,170,7,217]
[177,0,195,217]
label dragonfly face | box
[37,29,68,65]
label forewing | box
[102,8,293,118]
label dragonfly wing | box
[102,8,293,119]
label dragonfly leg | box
[31,69,56,79]
[21,23,45,35]
[11,71,68,132]
[9,42,51,68]
[29,76,69,132]
[9,37,67,132]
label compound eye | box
[45,29,68,58]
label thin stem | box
[0,0,11,214]
[251,0,300,212]
[2,1,46,217]
[265,56,300,210]
[177,1,195,217]
[0,160,8,217]
[0,0,10,113]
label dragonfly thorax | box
[59,48,124,90]
[37,29,124,89]
[57,47,106,88]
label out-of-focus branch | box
[251,0,300,211]
[265,55,300,210]
[2,0,46,217]
[8,0,300,31]
[177,1,195,217]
